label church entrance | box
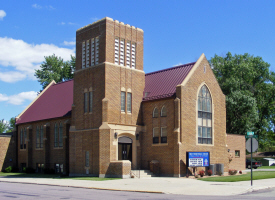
[118,136,132,162]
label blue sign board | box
[187,152,210,167]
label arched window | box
[161,106,167,117]
[153,107,158,118]
[198,85,212,144]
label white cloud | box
[0,10,6,20]
[46,5,56,10]
[0,37,75,83]
[59,22,77,26]
[32,4,42,9]
[0,91,37,105]
[63,41,76,46]
[91,17,99,21]
[174,63,183,66]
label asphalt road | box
[0,182,275,200]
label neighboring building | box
[14,17,245,177]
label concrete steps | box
[131,170,156,178]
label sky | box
[1,0,275,124]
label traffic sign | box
[245,135,258,139]
[247,131,254,136]
[246,138,258,153]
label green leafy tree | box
[7,117,16,132]
[35,54,75,90]
[0,119,9,133]
[210,52,275,148]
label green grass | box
[199,171,275,182]
[258,166,275,169]
[0,172,120,181]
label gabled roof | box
[16,80,73,125]
[143,62,196,101]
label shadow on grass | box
[0,172,120,181]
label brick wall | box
[227,134,246,171]
[17,116,70,173]
[0,133,17,171]
[178,56,228,175]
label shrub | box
[229,169,237,175]
[198,170,205,177]
[44,168,55,174]
[207,169,213,176]
[194,173,199,178]
[11,166,19,173]
[25,167,35,174]
[217,170,222,176]
[239,170,242,174]
[4,166,12,173]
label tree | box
[210,52,275,149]
[0,119,9,133]
[35,54,75,90]
[7,117,16,132]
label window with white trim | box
[121,91,126,112]
[127,93,132,113]
[153,127,160,144]
[95,37,99,64]
[84,93,88,113]
[131,43,136,68]
[161,106,167,117]
[198,85,212,144]
[114,38,119,65]
[91,38,95,66]
[153,107,158,118]
[161,127,167,143]
[126,41,131,67]
[120,39,124,66]
[89,91,93,112]
[82,41,86,68]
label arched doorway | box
[118,136,132,162]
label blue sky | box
[1,0,275,124]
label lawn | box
[258,166,275,169]
[0,172,120,181]
[199,171,275,182]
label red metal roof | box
[16,80,73,125]
[143,62,195,101]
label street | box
[0,182,274,200]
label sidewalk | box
[0,176,275,196]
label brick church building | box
[11,17,245,177]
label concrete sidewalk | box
[0,176,275,196]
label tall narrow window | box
[114,38,119,65]
[161,127,167,143]
[20,129,23,149]
[85,151,89,167]
[126,41,131,67]
[153,127,159,144]
[198,85,212,144]
[161,106,167,117]
[120,39,124,66]
[86,40,90,68]
[131,43,136,68]
[84,93,88,113]
[91,38,95,66]
[40,126,43,148]
[121,92,126,112]
[89,91,93,112]
[54,123,58,147]
[95,37,99,64]
[127,93,132,113]
[153,107,158,118]
[24,128,27,149]
[59,123,63,147]
[82,41,86,68]
[36,126,40,148]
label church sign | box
[187,152,210,167]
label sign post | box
[246,131,255,186]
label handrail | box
[130,163,140,178]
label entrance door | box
[118,136,132,162]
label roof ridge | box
[145,62,196,76]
